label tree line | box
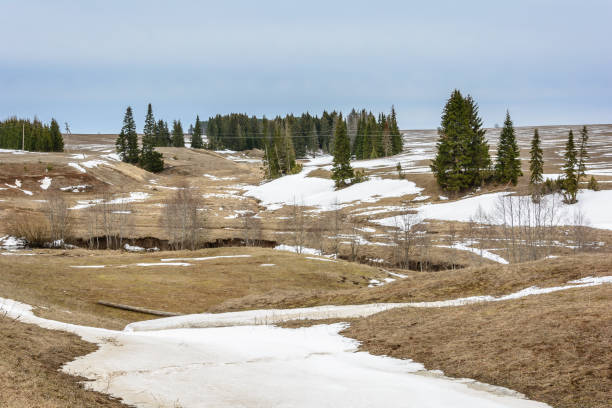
[207,107,402,159]
[431,89,594,203]
[0,117,64,152]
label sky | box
[1,0,611,133]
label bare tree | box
[308,211,329,256]
[391,211,421,269]
[161,187,206,250]
[286,199,307,254]
[329,199,346,258]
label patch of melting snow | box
[259,264,276,267]
[68,162,87,173]
[136,262,192,267]
[124,244,145,252]
[0,235,26,249]
[60,184,90,192]
[305,257,337,262]
[70,265,106,269]
[161,255,252,262]
[39,177,52,190]
[436,242,509,264]
[274,244,334,258]
[8,271,608,408]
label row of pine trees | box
[0,117,64,152]
[207,107,402,160]
[432,89,593,203]
[115,105,165,172]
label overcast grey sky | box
[1,0,610,132]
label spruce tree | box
[171,120,185,147]
[577,125,589,183]
[465,96,490,185]
[529,128,543,185]
[562,130,578,203]
[495,111,522,184]
[331,114,354,188]
[431,90,472,192]
[49,118,64,152]
[116,106,139,163]
[140,104,164,172]
[389,106,403,155]
[191,116,204,148]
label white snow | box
[6,275,611,408]
[394,190,612,230]
[101,153,122,161]
[0,235,26,249]
[39,177,52,190]
[5,179,33,195]
[81,159,110,169]
[437,242,509,264]
[160,255,252,262]
[274,244,332,257]
[259,263,276,267]
[245,168,422,211]
[60,184,90,192]
[203,174,237,181]
[124,244,145,252]
[68,162,87,173]
[305,256,337,262]
[70,265,106,269]
[135,262,192,267]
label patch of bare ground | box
[212,252,612,311]
[342,284,612,408]
[0,316,130,407]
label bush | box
[588,175,599,191]
[542,177,564,194]
[351,169,369,185]
[7,214,50,247]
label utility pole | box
[22,123,25,151]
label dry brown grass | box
[0,316,130,407]
[213,252,612,311]
[0,247,385,329]
[342,284,612,408]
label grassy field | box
[342,284,611,408]
[211,253,612,311]
[0,247,386,329]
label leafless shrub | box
[391,211,422,269]
[241,211,262,246]
[328,200,346,258]
[161,187,205,250]
[85,189,134,249]
[7,212,49,247]
[42,191,72,245]
[308,211,329,256]
[286,199,307,254]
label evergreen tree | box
[331,114,354,188]
[389,106,403,155]
[495,111,522,184]
[171,120,185,147]
[116,106,139,163]
[49,118,64,152]
[529,128,543,185]
[263,139,280,179]
[562,130,578,203]
[577,125,589,183]
[191,115,204,148]
[465,96,490,185]
[431,90,473,192]
[139,104,164,172]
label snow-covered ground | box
[2,276,609,407]
[245,167,422,211]
[14,281,612,407]
[375,189,612,230]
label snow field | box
[0,296,554,408]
